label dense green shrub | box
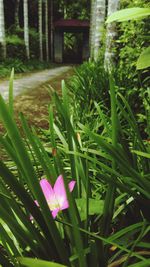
[116,19,149,87]
[28,28,40,59]
[115,0,150,88]
[0,74,150,266]
[67,59,149,138]
[5,28,40,60]
[0,59,56,78]
[0,59,27,77]
[3,32,26,60]
[68,61,110,120]
[106,0,150,138]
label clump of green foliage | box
[0,27,51,77]
[0,58,57,78]
[4,28,41,61]
[68,61,109,120]
[68,60,149,139]
[0,67,149,266]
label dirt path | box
[0,66,74,132]
[0,66,72,100]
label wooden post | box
[54,30,63,63]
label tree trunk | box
[23,0,30,59]
[45,0,49,61]
[104,0,120,70]
[0,0,6,59]
[89,0,96,59]
[14,0,20,28]
[94,0,106,61]
[50,0,53,61]
[39,0,43,61]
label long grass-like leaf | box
[8,68,14,117]
[57,219,147,262]
[0,160,57,259]
[101,76,118,243]
[18,257,67,267]
[0,95,70,265]
[53,84,87,266]
[20,113,57,183]
[82,126,150,194]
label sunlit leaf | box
[18,257,67,267]
[127,260,150,267]
[76,198,104,221]
[106,8,150,23]
[137,47,150,70]
[132,149,150,159]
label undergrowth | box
[0,59,58,78]
[0,67,149,267]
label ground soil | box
[0,68,74,159]
[0,69,74,132]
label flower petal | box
[54,175,76,209]
[60,199,69,210]
[52,208,60,218]
[40,178,55,202]
[68,181,76,192]
[34,200,39,207]
[53,175,67,203]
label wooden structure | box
[53,19,90,63]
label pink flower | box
[38,175,76,218]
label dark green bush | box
[5,28,41,60]
[28,28,40,59]
[69,61,110,118]
[0,59,56,78]
[5,33,26,60]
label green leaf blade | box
[137,46,150,70]
[106,8,150,23]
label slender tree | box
[104,0,120,70]
[94,0,105,61]
[89,0,96,59]
[39,0,43,61]
[23,0,30,59]
[0,0,6,59]
[45,0,49,61]
[50,0,53,61]
[14,0,20,28]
